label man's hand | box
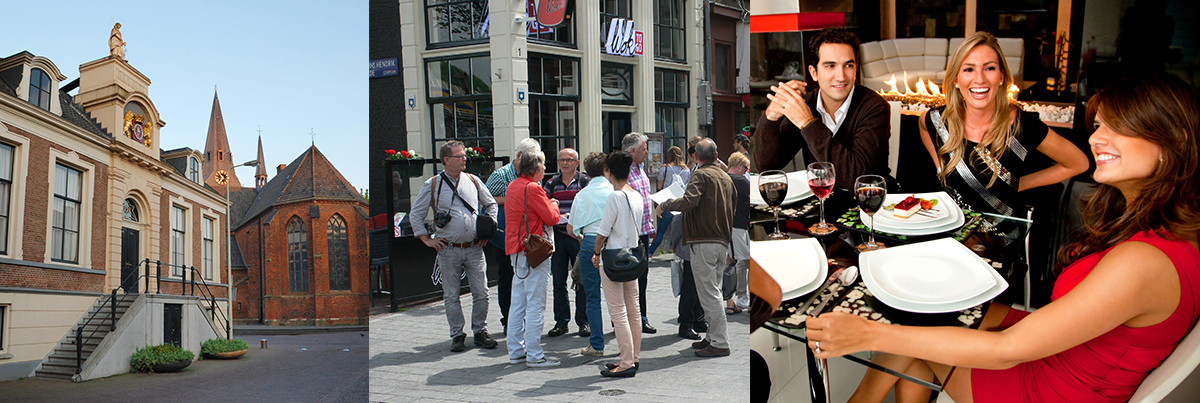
[591,253,601,268]
[474,239,489,249]
[766,81,815,128]
[654,205,663,218]
[764,80,808,122]
[421,236,448,252]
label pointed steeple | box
[255,135,267,189]
[203,89,242,193]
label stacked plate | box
[748,171,814,207]
[858,192,965,236]
[859,238,1008,313]
[750,238,828,301]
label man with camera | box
[411,141,500,353]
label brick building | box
[227,144,369,326]
[0,49,231,380]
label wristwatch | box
[593,250,602,256]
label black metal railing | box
[73,259,233,375]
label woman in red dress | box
[806,72,1200,403]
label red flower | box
[474,147,483,153]
[400,150,410,158]
[385,149,396,155]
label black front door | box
[603,112,632,153]
[164,303,182,348]
[121,228,139,293]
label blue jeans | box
[551,232,586,327]
[648,213,673,254]
[507,252,550,362]
[578,235,605,350]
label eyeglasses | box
[448,155,468,160]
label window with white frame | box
[0,143,11,255]
[51,164,82,263]
[29,68,52,111]
[171,206,186,276]
[202,217,214,280]
[654,0,686,62]
[189,157,200,183]
[655,68,690,150]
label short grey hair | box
[515,138,540,155]
[696,138,718,162]
[621,132,648,152]
[517,149,545,178]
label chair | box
[1129,324,1200,402]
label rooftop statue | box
[110,23,126,60]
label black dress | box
[924,106,1049,218]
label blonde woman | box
[918,31,1087,217]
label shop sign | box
[370,58,398,78]
[535,0,572,27]
[605,18,643,57]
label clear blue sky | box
[3,1,367,191]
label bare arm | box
[918,110,942,172]
[806,241,1182,369]
[1018,129,1089,191]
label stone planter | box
[210,349,247,359]
[151,358,192,373]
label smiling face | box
[1089,114,1162,196]
[953,45,1006,112]
[808,43,857,111]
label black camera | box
[434,211,452,228]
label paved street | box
[370,254,750,402]
[0,331,368,402]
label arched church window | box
[287,216,309,293]
[327,214,350,290]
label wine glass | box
[759,170,789,240]
[806,162,836,236]
[854,175,887,252]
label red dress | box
[973,231,1200,402]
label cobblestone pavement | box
[370,254,750,402]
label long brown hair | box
[937,31,1019,187]
[666,146,685,167]
[1057,72,1200,269]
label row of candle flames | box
[876,72,1021,109]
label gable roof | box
[234,145,365,228]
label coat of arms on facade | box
[123,111,153,147]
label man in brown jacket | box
[656,138,735,357]
[755,27,893,189]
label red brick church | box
[199,93,369,326]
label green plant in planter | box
[202,338,249,355]
[130,344,195,373]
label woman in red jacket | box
[504,149,561,368]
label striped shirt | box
[628,162,654,235]
[543,171,589,235]
[485,162,518,196]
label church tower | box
[255,135,267,189]
[203,90,242,193]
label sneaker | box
[526,357,562,368]
[450,335,466,352]
[695,345,731,357]
[548,324,569,337]
[581,346,604,357]
[736,296,751,310]
[474,331,498,349]
[641,322,658,334]
[578,323,591,337]
[692,338,711,350]
[508,354,526,364]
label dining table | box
[750,187,1034,402]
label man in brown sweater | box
[656,138,735,357]
[755,27,893,189]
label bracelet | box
[593,251,602,256]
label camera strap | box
[440,172,479,216]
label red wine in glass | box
[854,175,887,251]
[807,162,837,236]
[760,182,788,206]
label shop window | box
[529,54,581,174]
[426,0,489,47]
[654,0,686,62]
[600,0,632,51]
[51,164,82,263]
[427,54,495,158]
[328,214,350,291]
[655,68,690,149]
[288,217,309,293]
[28,68,52,111]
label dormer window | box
[28,68,52,111]
[189,157,200,183]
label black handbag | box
[443,172,497,241]
[602,192,648,282]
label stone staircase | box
[35,295,137,380]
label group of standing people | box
[413,132,750,377]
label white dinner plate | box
[859,193,966,236]
[749,171,814,207]
[859,238,1008,313]
[751,238,828,301]
[873,193,955,227]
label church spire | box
[203,89,242,194]
[255,135,267,189]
